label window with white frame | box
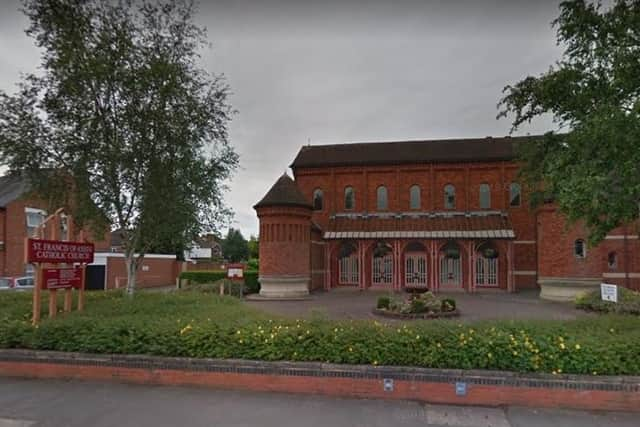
[25,208,46,238]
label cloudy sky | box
[0,0,563,237]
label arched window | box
[574,239,586,258]
[312,189,323,211]
[479,183,491,209]
[344,186,355,210]
[509,182,521,207]
[608,252,617,269]
[409,185,421,209]
[444,184,455,209]
[376,185,388,210]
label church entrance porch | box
[326,238,514,293]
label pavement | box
[245,288,588,322]
[0,378,636,427]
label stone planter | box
[372,308,460,320]
[256,275,310,299]
[538,277,601,302]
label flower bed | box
[374,292,459,319]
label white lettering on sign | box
[601,283,618,303]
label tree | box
[0,0,238,294]
[498,0,640,244]
[222,228,249,263]
[248,234,259,260]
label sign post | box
[601,283,618,303]
[25,209,94,324]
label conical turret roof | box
[253,173,312,209]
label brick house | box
[254,136,639,299]
[0,175,181,289]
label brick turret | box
[253,173,313,298]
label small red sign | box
[42,267,83,290]
[26,239,94,264]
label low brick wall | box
[0,349,638,412]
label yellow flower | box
[575,344,581,350]
[349,347,353,352]
[559,343,566,350]
[487,353,493,358]
[372,360,378,365]
[415,335,420,340]
[513,351,518,356]
[436,343,442,348]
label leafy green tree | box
[222,228,249,263]
[499,0,640,243]
[248,234,259,260]
[0,0,238,294]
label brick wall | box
[537,206,640,290]
[257,206,312,278]
[294,162,538,290]
[105,256,179,289]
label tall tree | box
[499,0,640,243]
[248,234,259,260]
[0,0,238,294]
[221,228,249,263]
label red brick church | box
[254,136,639,300]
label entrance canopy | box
[323,211,515,240]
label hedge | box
[1,291,639,376]
[179,270,260,294]
[576,288,640,315]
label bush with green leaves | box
[1,291,640,375]
[576,288,640,315]
[376,296,390,309]
[180,270,260,294]
[244,271,259,294]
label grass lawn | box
[1,289,639,376]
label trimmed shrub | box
[180,270,260,295]
[180,271,226,284]
[1,292,640,375]
[576,288,640,315]
[376,296,391,309]
[244,270,260,294]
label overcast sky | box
[0,0,563,237]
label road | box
[0,378,636,427]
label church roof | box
[254,173,312,209]
[0,174,30,208]
[291,135,539,169]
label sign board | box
[455,382,467,396]
[383,378,394,392]
[42,267,83,290]
[26,239,94,264]
[601,283,618,303]
[227,264,244,279]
